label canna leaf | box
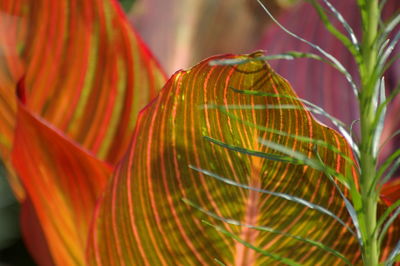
[12,101,112,265]
[0,0,166,198]
[88,53,367,265]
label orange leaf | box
[0,0,166,198]
[12,102,112,265]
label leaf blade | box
[88,53,362,265]
[0,0,166,197]
[12,103,112,265]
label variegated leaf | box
[87,53,375,265]
[0,0,166,198]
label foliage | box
[0,0,399,265]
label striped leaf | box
[0,0,166,198]
[88,53,374,265]
[12,101,112,265]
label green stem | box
[358,0,380,265]
[359,114,379,266]
[363,0,379,76]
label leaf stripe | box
[202,67,240,251]
[126,113,151,265]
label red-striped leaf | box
[12,102,112,265]
[87,53,395,264]
[0,0,166,198]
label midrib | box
[234,157,262,266]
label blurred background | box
[2,0,398,264]
[130,0,296,75]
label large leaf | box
[12,102,112,265]
[87,53,377,264]
[0,0,166,197]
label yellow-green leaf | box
[88,53,371,265]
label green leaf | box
[307,0,360,58]
[88,53,361,265]
[386,240,400,265]
[379,207,400,248]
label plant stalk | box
[359,114,379,266]
[358,0,380,265]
